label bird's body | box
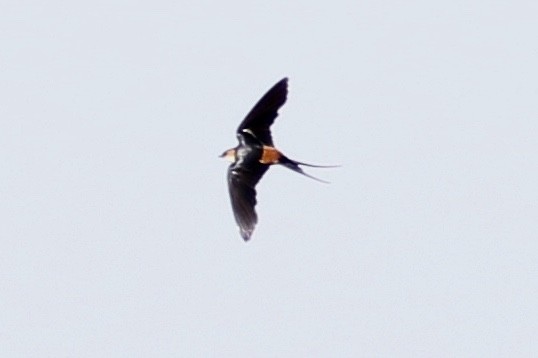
[221,78,335,241]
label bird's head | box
[219,148,236,163]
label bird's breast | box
[235,144,262,166]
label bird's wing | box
[227,163,269,241]
[236,78,288,146]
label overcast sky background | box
[1,1,537,357]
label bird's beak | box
[220,149,236,162]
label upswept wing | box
[236,78,288,146]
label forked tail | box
[278,156,339,183]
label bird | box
[220,78,336,241]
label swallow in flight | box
[220,78,336,241]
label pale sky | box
[1,1,537,357]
